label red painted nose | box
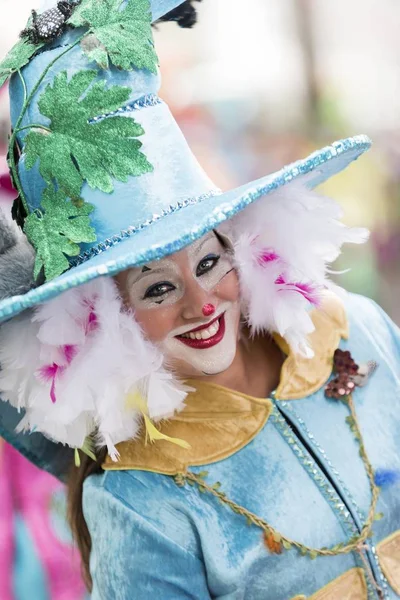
[202,303,216,317]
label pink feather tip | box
[50,377,57,403]
[275,275,322,306]
[38,364,58,381]
[63,344,79,364]
[85,310,98,335]
[37,363,61,403]
[257,249,280,266]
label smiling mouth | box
[175,313,226,349]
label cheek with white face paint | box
[160,236,241,376]
[117,232,241,377]
[161,299,241,376]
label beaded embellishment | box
[325,349,377,399]
[20,2,77,45]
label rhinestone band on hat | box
[89,93,162,123]
[70,188,222,266]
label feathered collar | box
[102,294,348,474]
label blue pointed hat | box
[0,0,370,324]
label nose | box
[202,303,216,317]
[181,280,216,321]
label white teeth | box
[180,318,220,341]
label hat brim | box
[0,134,370,324]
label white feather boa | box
[220,182,368,356]
[0,278,190,459]
[0,181,368,455]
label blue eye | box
[144,281,175,300]
[196,254,220,276]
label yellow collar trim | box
[274,292,348,400]
[103,293,348,474]
[103,384,273,474]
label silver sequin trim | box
[270,407,359,536]
[88,93,161,123]
[276,399,389,597]
[70,189,222,266]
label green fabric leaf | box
[0,39,43,88]
[68,0,158,72]
[24,187,97,280]
[24,69,153,198]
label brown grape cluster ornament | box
[325,349,377,399]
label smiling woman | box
[1,0,400,599]
[115,232,243,378]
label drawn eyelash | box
[196,254,220,276]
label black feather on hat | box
[157,0,202,28]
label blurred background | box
[152,0,400,322]
[0,0,399,597]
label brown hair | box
[67,447,108,591]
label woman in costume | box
[0,1,399,599]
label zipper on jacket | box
[273,399,386,600]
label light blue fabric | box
[13,515,49,600]
[83,294,400,600]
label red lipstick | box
[175,313,225,349]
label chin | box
[162,301,241,378]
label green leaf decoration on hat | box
[24,69,153,199]
[0,39,44,88]
[68,0,158,73]
[24,187,97,281]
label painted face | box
[114,232,241,377]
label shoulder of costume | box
[273,291,348,400]
[343,292,400,345]
[341,292,400,370]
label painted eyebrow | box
[192,234,219,257]
[128,266,171,286]
[128,235,218,285]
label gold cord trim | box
[174,393,383,597]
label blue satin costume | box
[0,295,400,600]
[2,293,398,599]
[81,293,400,600]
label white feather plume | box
[219,181,368,356]
[0,277,191,458]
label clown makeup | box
[115,232,241,377]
